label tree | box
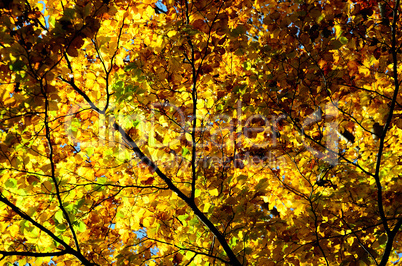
[0,0,401,265]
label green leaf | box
[70,118,81,132]
[182,147,189,156]
[194,189,201,198]
[97,177,107,184]
[233,84,247,94]
[86,147,94,157]
[148,132,155,147]
[63,203,74,212]
[49,16,56,27]
[115,80,124,89]
[243,61,252,70]
[76,221,86,232]
[255,178,269,192]
[104,148,113,156]
[124,62,138,71]
[182,25,199,36]
[55,211,64,224]
[188,217,199,226]
[56,224,67,232]
[31,227,40,237]
[5,178,17,188]
[339,36,348,44]
[113,81,125,95]
[236,175,248,184]
[75,198,85,210]
[133,119,140,128]
[178,214,189,227]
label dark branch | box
[0,250,68,259]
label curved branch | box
[41,82,81,254]
[58,76,104,115]
[0,194,96,266]
[374,0,401,235]
[308,198,329,266]
[340,210,379,265]
[379,217,402,266]
[113,122,242,265]
[377,2,401,265]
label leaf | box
[76,221,86,232]
[339,36,348,45]
[56,224,67,232]
[133,119,141,128]
[55,211,64,224]
[142,177,154,185]
[378,234,387,246]
[243,61,252,70]
[182,147,189,156]
[9,60,25,71]
[330,40,344,50]
[188,217,198,226]
[148,132,155,147]
[230,25,247,37]
[49,16,56,27]
[124,62,138,71]
[210,188,219,197]
[75,198,85,210]
[5,178,17,188]
[86,147,94,157]
[97,177,107,184]
[255,178,269,192]
[26,175,40,185]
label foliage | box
[0,0,401,265]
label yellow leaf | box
[210,188,219,197]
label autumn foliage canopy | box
[0,0,401,265]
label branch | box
[113,122,242,266]
[145,237,231,264]
[154,5,167,14]
[101,17,125,114]
[59,76,104,114]
[374,0,401,235]
[340,210,379,265]
[0,250,68,259]
[379,217,402,266]
[41,82,81,254]
[308,198,329,266]
[182,0,199,202]
[0,195,96,266]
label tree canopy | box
[0,0,401,265]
